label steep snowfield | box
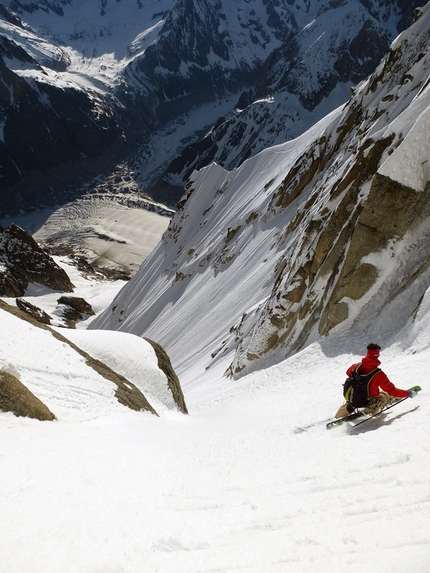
[91,109,341,373]
[92,4,430,380]
[0,260,429,572]
[1,5,430,572]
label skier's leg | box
[364,392,388,415]
[335,402,355,418]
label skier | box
[335,343,414,419]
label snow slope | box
[0,260,429,572]
[92,4,430,380]
[1,5,430,572]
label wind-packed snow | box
[1,259,429,573]
[378,104,430,191]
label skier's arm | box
[377,372,410,398]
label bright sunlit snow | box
[2,3,430,572]
[1,240,429,573]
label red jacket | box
[347,355,410,399]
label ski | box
[326,410,366,430]
[326,397,400,430]
[352,385,421,427]
[326,386,421,430]
[299,398,403,432]
[294,416,337,433]
[295,411,360,432]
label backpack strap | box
[354,364,380,379]
[367,367,381,380]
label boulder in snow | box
[0,370,56,421]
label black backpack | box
[343,364,381,407]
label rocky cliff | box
[0,224,74,296]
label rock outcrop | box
[145,338,188,414]
[15,298,52,325]
[0,224,74,296]
[0,369,56,421]
[57,296,95,322]
[0,298,160,416]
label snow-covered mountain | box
[0,0,420,217]
[2,7,430,571]
[163,0,422,187]
[92,4,430,381]
[0,0,294,216]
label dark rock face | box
[145,338,188,414]
[0,224,74,296]
[0,369,56,421]
[16,298,52,325]
[57,296,95,322]
[0,32,123,217]
[8,0,70,17]
[0,265,22,297]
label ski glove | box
[409,390,418,398]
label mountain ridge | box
[91,4,430,379]
[0,0,421,217]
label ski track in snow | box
[1,302,430,573]
[1,154,430,572]
[2,5,430,568]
